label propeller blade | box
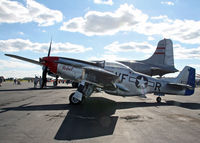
[41,66,48,88]
[47,38,52,57]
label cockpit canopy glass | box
[105,61,131,69]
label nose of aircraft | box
[41,57,59,74]
[40,56,59,88]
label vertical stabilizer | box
[164,39,174,66]
[143,39,174,66]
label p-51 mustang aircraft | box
[5,41,195,104]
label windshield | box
[92,60,105,68]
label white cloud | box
[93,0,113,5]
[151,15,168,20]
[60,4,148,36]
[135,18,200,45]
[150,15,172,23]
[174,44,200,59]
[18,32,24,35]
[189,64,200,68]
[88,54,127,61]
[0,0,63,26]
[147,36,154,41]
[188,64,200,74]
[0,59,37,69]
[104,41,155,53]
[0,58,41,78]
[0,39,92,53]
[0,69,41,78]
[161,1,175,6]
[138,15,200,44]
[103,40,200,60]
[60,3,200,45]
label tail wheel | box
[69,92,82,105]
[156,96,161,103]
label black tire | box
[69,92,82,105]
[156,96,161,103]
[72,82,78,88]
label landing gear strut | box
[72,82,78,88]
[69,81,94,105]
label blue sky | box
[0,0,200,78]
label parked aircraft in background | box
[5,40,195,104]
[119,39,178,76]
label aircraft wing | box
[55,58,98,68]
[82,67,120,90]
[56,59,128,91]
[5,54,42,66]
[167,83,193,90]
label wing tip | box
[5,54,14,57]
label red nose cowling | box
[42,57,59,74]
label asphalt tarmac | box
[0,81,200,143]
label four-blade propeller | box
[41,39,52,88]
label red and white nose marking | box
[42,57,59,74]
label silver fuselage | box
[56,59,185,96]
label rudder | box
[176,66,196,95]
[185,67,195,95]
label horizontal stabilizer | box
[167,83,193,90]
[167,66,196,95]
[150,66,178,76]
[5,54,42,66]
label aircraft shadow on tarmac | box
[0,86,74,92]
[1,97,200,140]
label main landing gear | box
[69,92,83,105]
[69,81,94,105]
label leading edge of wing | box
[5,54,42,66]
